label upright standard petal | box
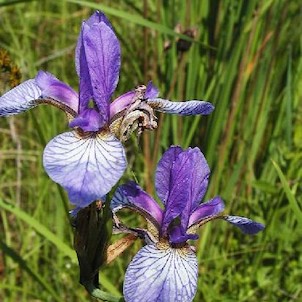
[111,182,163,228]
[161,150,194,235]
[124,244,198,302]
[0,79,41,116]
[43,131,126,207]
[75,11,114,76]
[35,71,79,112]
[155,146,183,204]
[189,148,210,208]
[147,98,214,115]
[223,216,265,235]
[80,21,120,121]
[177,148,210,230]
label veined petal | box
[189,148,210,208]
[0,79,41,116]
[35,71,79,112]
[75,11,114,76]
[109,90,135,118]
[111,182,163,229]
[161,150,194,235]
[147,98,214,115]
[77,23,93,112]
[155,146,183,204]
[223,216,265,235]
[80,20,120,121]
[124,244,198,302]
[188,196,225,228]
[43,131,126,207]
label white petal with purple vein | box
[0,79,41,116]
[43,131,126,207]
[124,244,198,302]
[147,98,214,115]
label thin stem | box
[83,281,124,302]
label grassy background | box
[0,0,301,301]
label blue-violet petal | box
[111,181,163,229]
[35,71,79,112]
[109,90,136,118]
[75,11,114,76]
[69,108,105,132]
[223,215,265,234]
[80,20,120,121]
[161,150,194,235]
[145,81,159,99]
[155,146,183,204]
[188,196,225,228]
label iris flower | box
[111,146,264,302]
[0,11,214,207]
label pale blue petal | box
[0,79,41,116]
[43,131,126,207]
[124,244,198,302]
[146,98,214,115]
[224,215,265,234]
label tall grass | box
[0,0,301,301]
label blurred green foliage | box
[0,0,301,301]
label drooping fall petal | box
[43,130,126,207]
[147,98,214,115]
[124,244,198,302]
[0,79,41,116]
[223,216,265,235]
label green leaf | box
[0,198,76,261]
[65,0,211,47]
[0,239,61,302]
[272,160,302,225]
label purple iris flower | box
[111,146,264,302]
[0,11,214,208]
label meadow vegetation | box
[0,0,301,301]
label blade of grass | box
[0,239,61,302]
[272,160,302,225]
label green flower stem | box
[83,281,124,302]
